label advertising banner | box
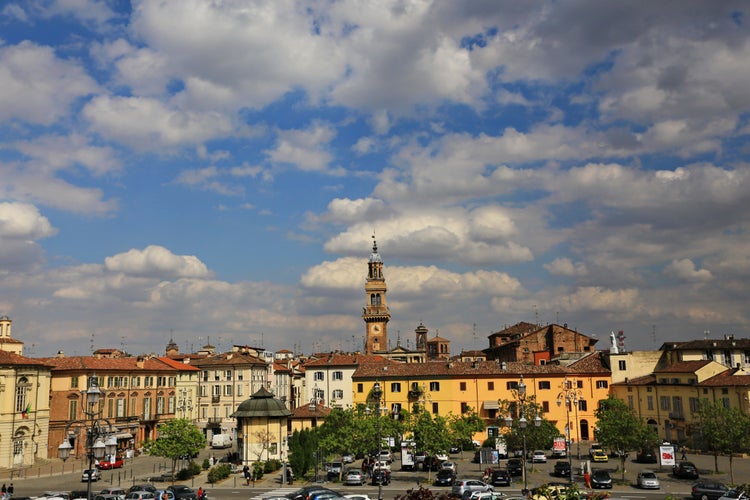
[659,445,676,466]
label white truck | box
[211,433,233,449]
[401,446,415,471]
[496,439,508,459]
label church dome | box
[232,386,292,418]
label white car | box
[436,451,449,461]
[531,451,547,463]
[345,495,372,500]
[719,490,749,500]
[372,460,391,472]
[441,461,458,472]
[636,470,660,489]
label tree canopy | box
[143,418,206,483]
[693,399,750,482]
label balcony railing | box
[207,417,222,424]
[211,395,221,403]
[668,412,685,420]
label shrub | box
[202,458,210,470]
[207,463,232,484]
[253,462,264,480]
[175,468,192,480]
[264,459,282,473]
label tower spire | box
[363,235,390,354]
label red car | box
[97,458,124,469]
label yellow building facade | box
[352,355,612,450]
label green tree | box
[594,396,653,481]
[448,410,485,455]
[693,400,750,482]
[143,418,206,484]
[288,428,315,478]
[412,409,452,481]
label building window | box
[200,386,207,397]
[538,381,550,390]
[647,395,654,410]
[618,360,626,370]
[130,397,137,416]
[212,385,221,397]
[722,397,730,408]
[314,371,324,381]
[237,384,243,397]
[225,370,232,380]
[461,402,469,414]
[430,381,440,391]
[156,396,165,414]
[627,395,634,408]
[333,389,344,400]
[432,402,438,414]
[357,383,363,393]
[506,381,518,390]
[596,380,608,389]
[488,381,494,390]
[660,396,670,411]
[15,377,29,413]
[224,385,233,396]
[117,398,126,418]
[71,376,79,388]
[541,401,550,412]
[579,399,587,411]
[69,400,78,420]
[333,371,343,381]
[391,382,401,393]
[460,382,467,391]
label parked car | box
[450,445,461,454]
[167,486,197,500]
[344,496,371,500]
[435,469,457,486]
[588,444,604,459]
[436,451,449,461]
[636,449,658,463]
[126,493,155,500]
[70,491,90,500]
[591,450,609,462]
[691,481,729,500]
[553,461,571,478]
[415,451,428,464]
[286,487,340,500]
[154,491,175,500]
[674,461,700,479]
[531,451,547,463]
[590,470,612,489]
[94,495,124,500]
[636,470,661,489]
[99,489,126,497]
[531,484,568,500]
[506,459,523,476]
[370,469,390,486]
[343,469,365,486]
[128,486,156,494]
[379,450,393,463]
[467,493,506,500]
[441,461,458,473]
[719,490,749,500]
[97,458,124,470]
[342,453,355,464]
[490,469,512,487]
[451,479,493,498]
[81,469,101,482]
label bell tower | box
[362,237,390,354]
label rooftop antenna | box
[472,323,477,350]
[533,304,539,325]
[121,335,127,354]
[704,329,710,340]
[90,331,95,354]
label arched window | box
[15,376,30,413]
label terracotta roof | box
[352,359,604,379]
[488,322,539,338]
[38,355,177,372]
[156,357,200,371]
[0,337,23,344]
[699,368,750,387]
[290,402,331,419]
[0,350,53,367]
[661,338,750,350]
[611,374,656,386]
[272,362,291,372]
[191,352,267,367]
[566,352,611,374]
[303,353,391,368]
[653,360,714,373]
[426,335,450,343]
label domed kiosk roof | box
[231,386,292,418]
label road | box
[4,447,749,500]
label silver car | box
[637,470,661,489]
[452,479,493,498]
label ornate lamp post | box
[557,376,584,470]
[372,381,384,500]
[58,377,116,500]
[501,375,541,491]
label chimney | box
[57,350,65,358]
[137,356,145,368]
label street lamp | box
[501,375,541,491]
[371,381,384,500]
[309,389,320,483]
[58,376,116,500]
[557,376,584,466]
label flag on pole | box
[22,403,31,419]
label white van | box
[211,434,232,449]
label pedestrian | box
[243,465,251,486]
[681,446,687,461]
[584,470,591,489]
[2,483,6,500]
[7,484,12,500]
[197,486,203,500]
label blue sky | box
[1,1,749,357]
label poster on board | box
[659,444,676,466]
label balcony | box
[668,412,685,420]
[207,417,222,425]
[211,395,221,403]
[408,389,423,400]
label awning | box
[483,400,499,410]
[115,432,133,439]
